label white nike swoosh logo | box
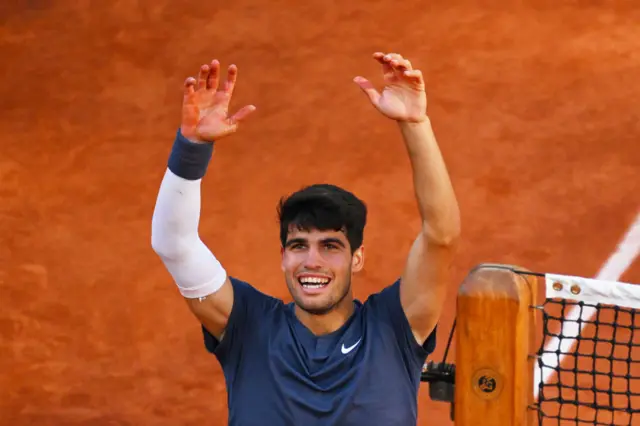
[341,338,362,354]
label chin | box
[292,292,335,315]
[296,301,336,316]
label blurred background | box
[1,1,639,424]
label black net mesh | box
[535,298,640,425]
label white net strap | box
[545,273,640,309]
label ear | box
[351,245,365,272]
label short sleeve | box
[201,276,279,366]
[365,279,437,368]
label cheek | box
[325,254,352,273]
[281,253,299,273]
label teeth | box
[303,284,325,289]
[299,276,330,286]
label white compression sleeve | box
[151,168,227,299]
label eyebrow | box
[285,237,347,248]
[320,238,347,248]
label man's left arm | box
[355,52,461,345]
[398,118,460,345]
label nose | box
[302,247,323,270]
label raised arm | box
[151,60,256,340]
[354,52,461,345]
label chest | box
[227,310,419,426]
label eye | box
[289,243,306,250]
[324,243,339,250]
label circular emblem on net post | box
[472,368,504,400]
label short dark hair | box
[277,184,367,253]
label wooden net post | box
[454,264,538,426]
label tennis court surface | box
[2,1,639,425]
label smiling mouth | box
[297,275,332,291]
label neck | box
[294,295,355,336]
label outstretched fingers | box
[185,60,244,103]
[184,76,197,96]
[222,64,238,95]
[197,64,210,90]
[191,60,223,92]
[207,60,220,90]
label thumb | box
[353,76,381,106]
[229,104,257,124]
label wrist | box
[167,129,215,180]
[180,126,206,144]
[397,116,431,130]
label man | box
[151,52,460,425]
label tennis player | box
[151,52,460,425]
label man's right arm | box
[151,59,257,341]
[151,130,233,341]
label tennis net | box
[534,273,640,425]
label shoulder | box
[362,278,402,308]
[362,278,437,357]
[202,276,284,355]
[229,276,282,307]
[359,278,403,325]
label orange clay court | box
[1,1,639,425]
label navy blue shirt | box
[202,277,437,426]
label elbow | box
[151,226,194,261]
[150,209,196,260]
[444,219,462,246]
[151,232,176,259]
[151,233,169,258]
[427,229,460,247]
[422,217,461,247]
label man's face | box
[281,227,364,315]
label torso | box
[204,278,435,426]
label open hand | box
[181,60,257,143]
[354,52,427,123]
